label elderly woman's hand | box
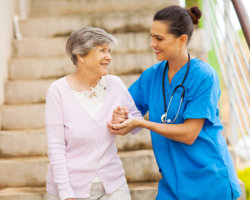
[111,106,129,124]
[107,118,139,135]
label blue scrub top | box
[129,58,241,200]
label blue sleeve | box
[129,70,152,116]
[183,68,220,125]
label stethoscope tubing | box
[161,53,190,123]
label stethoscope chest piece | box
[161,113,171,123]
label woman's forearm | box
[135,118,205,145]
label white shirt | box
[72,77,106,118]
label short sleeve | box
[129,71,150,116]
[183,70,220,125]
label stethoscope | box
[161,53,190,123]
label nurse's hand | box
[107,118,139,135]
[111,106,129,124]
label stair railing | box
[202,0,250,160]
[13,0,30,40]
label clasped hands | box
[107,106,138,135]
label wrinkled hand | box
[111,106,129,124]
[107,118,138,135]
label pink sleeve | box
[45,85,75,200]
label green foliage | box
[238,168,250,199]
[186,0,200,8]
[238,29,244,38]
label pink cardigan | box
[45,75,142,200]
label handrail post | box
[224,0,238,145]
[19,0,31,20]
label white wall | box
[0,0,18,128]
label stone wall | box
[0,0,17,128]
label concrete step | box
[0,150,160,187]
[5,80,54,104]
[13,29,205,59]
[120,150,161,182]
[13,32,152,58]
[0,182,158,200]
[116,128,152,151]
[2,104,45,130]
[30,0,177,17]
[0,128,151,157]
[0,130,47,157]
[9,53,155,80]
[0,187,45,200]
[20,11,155,37]
[0,157,48,187]
[5,74,140,104]
[130,182,158,200]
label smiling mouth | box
[154,50,162,54]
[101,63,110,68]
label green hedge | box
[238,168,250,199]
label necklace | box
[81,77,106,100]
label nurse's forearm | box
[135,118,205,145]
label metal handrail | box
[208,0,250,119]
[208,0,249,91]
[13,15,22,40]
[227,33,250,95]
[203,0,250,161]
[231,79,250,135]
[215,0,250,71]
[228,17,250,72]
[231,0,250,49]
[209,1,250,132]
[207,4,249,133]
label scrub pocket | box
[178,163,232,200]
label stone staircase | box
[0,0,208,199]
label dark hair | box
[153,5,202,42]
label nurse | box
[108,5,242,200]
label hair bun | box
[187,6,202,25]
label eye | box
[156,37,163,41]
[100,49,105,52]
[149,34,164,41]
[108,49,111,53]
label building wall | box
[0,0,18,128]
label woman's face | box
[150,20,181,61]
[80,43,111,77]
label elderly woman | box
[45,27,142,200]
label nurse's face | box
[150,21,182,61]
